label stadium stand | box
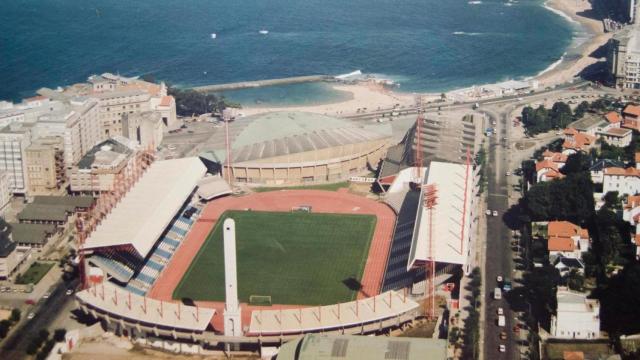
[124,205,202,296]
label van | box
[498,315,506,327]
[494,287,502,300]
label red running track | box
[148,189,396,331]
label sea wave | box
[453,31,483,36]
[468,1,482,5]
[524,53,565,80]
[543,1,579,25]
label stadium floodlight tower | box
[223,218,242,338]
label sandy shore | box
[535,0,612,87]
[239,82,417,117]
[236,0,612,116]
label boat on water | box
[259,30,269,35]
[468,0,482,4]
[211,33,217,39]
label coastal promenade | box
[192,75,330,92]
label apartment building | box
[68,136,139,193]
[122,111,164,149]
[550,288,600,339]
[62,97,103,168]
[609,28,640,89]
[0,123,33,194]
[25,136,65,195]
[0,171,11,212]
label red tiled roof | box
[536,159,558,172]
[605,111,621,124]
[635,152,640,163]
[548,221,588,239]
[604,167,640,177]
[563,351,585,360]
[548,236,575,252]
[635,234,640,246]
[626,195,640,209]
[543,151,568,163]
[563,129,595,151]
[604,127,631,137]
[159,95,173,107]
[623,104,640,117]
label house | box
[554,256,585,276]
[622,194,640,259]
[547,221,589,259]
[604,111,622,128]
[562,128,596,155]
[550,287,600,339]
[636,152,640,169]
[603,167,640,196]
[535,151,568,182]
[536,160,565,182]
[568,113,609,136]
[622,104,640,131]
[598,127,633,147]
[590,159,625,184]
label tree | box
[574,101,590,119]
[602,191,622,210]
[601,262,640,334]
[9,308,20,323]
[0,320,10,338]
[168,87,229,117]
[53,328,66,342]
[550,102,573,129]
[561,152,591,175]
[565,269,585,292]
[522,172,594,223]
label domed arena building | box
[199,111,392,186]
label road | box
[1,278,78,360]
[481,105,520,360]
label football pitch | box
[173,210,377,305]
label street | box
[482,105,520,360]
[1,278,78,360]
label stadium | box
[74,156,422,345]
[198,111,392,186]
[74,128,479,351]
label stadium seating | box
[122,204,202,296]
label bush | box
[53,328,66,342]
[9,308,20,323]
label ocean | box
[0,0,575,104]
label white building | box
[0,123,33,194]
[68,136,139,193]
[0,171,11,213]
[62,97,103,168]
[550,288,600,339]
[122,111,164,149]
[603,167,640,196]
[407,161,480,274]
[622,194,640,258]
[590,159,625,185]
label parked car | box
[492,210,498,217]
[499,344,506,352]
[497,307,504,315]
[27,312,35,320]
[65,289,74,296]
[485,209,492,216]
[500,331,507,340]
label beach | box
[236,0,613,116]
[535,0,612,87]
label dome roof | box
[202,111,392,164]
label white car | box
[27,312,35,320]
[497,307,504,315]
[485,209,491,216]
[496,275,503,283]
[499,344,506,353]
[506,172,511,176]
[65,289,74,296]
[42,292,50,299]
[492,210,498,217]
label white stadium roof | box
[83,157,206,258]
[407,161,477,270]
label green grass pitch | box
[173,210,377,305]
